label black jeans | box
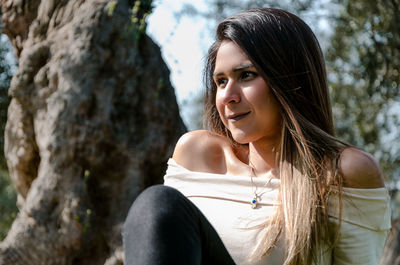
[123,185,236,265]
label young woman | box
[123,8,391,265]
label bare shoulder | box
[172,130,230,173]
[339,147,385,188]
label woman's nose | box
[221,80,240,105]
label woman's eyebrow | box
[213,63,255,77]
[233,63,254,72]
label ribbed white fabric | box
[163,158,391,265]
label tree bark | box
[0,0,186,264]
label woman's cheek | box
[216,107,228,128]
[215,95,227,126]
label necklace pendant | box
[251,196,257,209]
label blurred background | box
[1,0,399,241]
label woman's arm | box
[339,147,385,188]
[330,147,390,265]
[172,130,228,174]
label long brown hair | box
[204,8,347,264]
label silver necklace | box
[249,164,271,209]
[248,147,279,209]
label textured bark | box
[0,0,186,264]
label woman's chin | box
[231,133,252,145]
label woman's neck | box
[248,138,279,177]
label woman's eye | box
[241,71,257,80]
[216,78,227,87]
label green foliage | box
[0,37,12,168]
[0,34,17,240]
[0,169,17,240]
[129,0,154,43]
[107,0,117,16]
[177,0,315,23]
[181,92,205,131]
[117,0,154,44]
[326,0,400,181]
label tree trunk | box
[0,0,186,264]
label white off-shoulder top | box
[163,158,391,265]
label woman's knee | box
[123,185,206,265]
[123,185,187,231]
[137,184,185,205]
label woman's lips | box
[228,111,251,122]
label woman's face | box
[214,40,282,144]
